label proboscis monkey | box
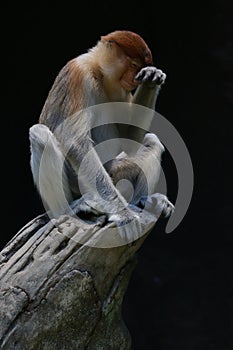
[29,30,174,242]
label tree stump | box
[0,197,164,350]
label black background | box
[3,1,233,349]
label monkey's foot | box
[109,208,142,244]
[70,193,105,220]
[139,193,175,218]
[70,197,108,226]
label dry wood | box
[0,198,161,350]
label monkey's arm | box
[133,66,166,109]
[127,66,166,144]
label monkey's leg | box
[110,133,164,204]
[134,133,165,201]
[132,133,174,217]
[30,124,142,243]
[29,124,74,218]
[110,138,174,219]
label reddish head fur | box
[101,30,153,66]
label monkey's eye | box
[131,62,138,69]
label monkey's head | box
[100,30,153,92]
[101,30,153,67]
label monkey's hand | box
[135,66,166,87]
[109,207,142,244]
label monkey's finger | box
[135,69,147,81]
[141,70,155,82]
[152,70,166,85]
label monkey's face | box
[120,57,142,92]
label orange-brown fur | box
[101,30,153,65]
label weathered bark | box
[0,200,160,350]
